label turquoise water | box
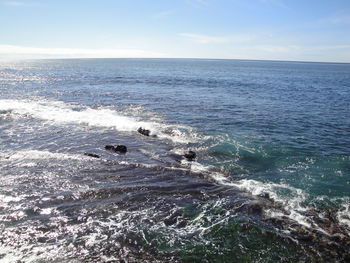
[0,59,349,262]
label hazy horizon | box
[1,0,350,63]
[2,56,350,65]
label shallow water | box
[0,59,349,262]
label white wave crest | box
[230,179,318,229]
[0,99,196,144]
[184,160,349,234]
[336,198,350,229]
[0,150,88,161]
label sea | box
[0,58,349,262]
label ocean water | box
[0,58,349,262]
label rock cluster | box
[84,127,197,162]
[137,127,150,136]
[105,144,127,153]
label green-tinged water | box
[0,59,349,262]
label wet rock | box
[249,203,264,215]
[176,220,187,228]
[137,127,150,136]
[324,208,338,223]
[330,233,347,243]
[105,145,115,151]
[115,145,127,153]
[169,153,183,162]
[104,145,127,153]
[291,226,314,242]
[24,207,41,216]
[37,236,49,243]
[164,217,177,226]
[84,153,100,158]
[235,199,267,217]
[259,192,270,199]
[184,150,196,161]
[164,210,182,226]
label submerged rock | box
[138,127,150,137]
[169,153,183,163]
[184,150,196,161]
[259,192,270,199]
[105,145,127,153]
[105,145,115,151]
[115,145,127,153]
[84,153,100,158]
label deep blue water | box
[0,59,350,262]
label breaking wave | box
[185,160,350,236]
[0,99,198,144]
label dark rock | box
[236,201,264,216]
[84,153,100,158]
[259,192,270,199]
[105,145,115,150]
[115,145,127,153]
[164,211,182,226]
[169,153,183,162]
[184,150,196,161]
[104,145,127,153]
[177,220,187,228]
[248,203,264,215]
[137,127,150,136]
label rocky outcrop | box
[84,153,100,158]
[105,145,127,153]
[138,127,150,136]
[184,150,196,161]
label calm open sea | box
[0,59,350,262]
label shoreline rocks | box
[84,153,100,158]
[138,127,151,136]
[184,150,196,161]
[105,145,127,153]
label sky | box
[0,0,350,62]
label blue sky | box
[0,0,349,62]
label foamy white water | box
[185,160,350,235]
[0,150,89,161]
[0,99,196,144]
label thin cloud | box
[0,0,42,7]
[255,45,301,53]
[3,1,26,6]
[253,44,350,53]
[2,1,39,7]
[152,10,173,19]
[185,0,209,8]
[257,0,287,8]
[0,45,167,59]
[179,33,253,44]
[327,15,350,24]
[179,33,230,44]
[322,9,350,25]
[312,45,350,50]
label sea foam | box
[184,160,350,235]
[0,99,195,144]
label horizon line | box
[1,57,349,65]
